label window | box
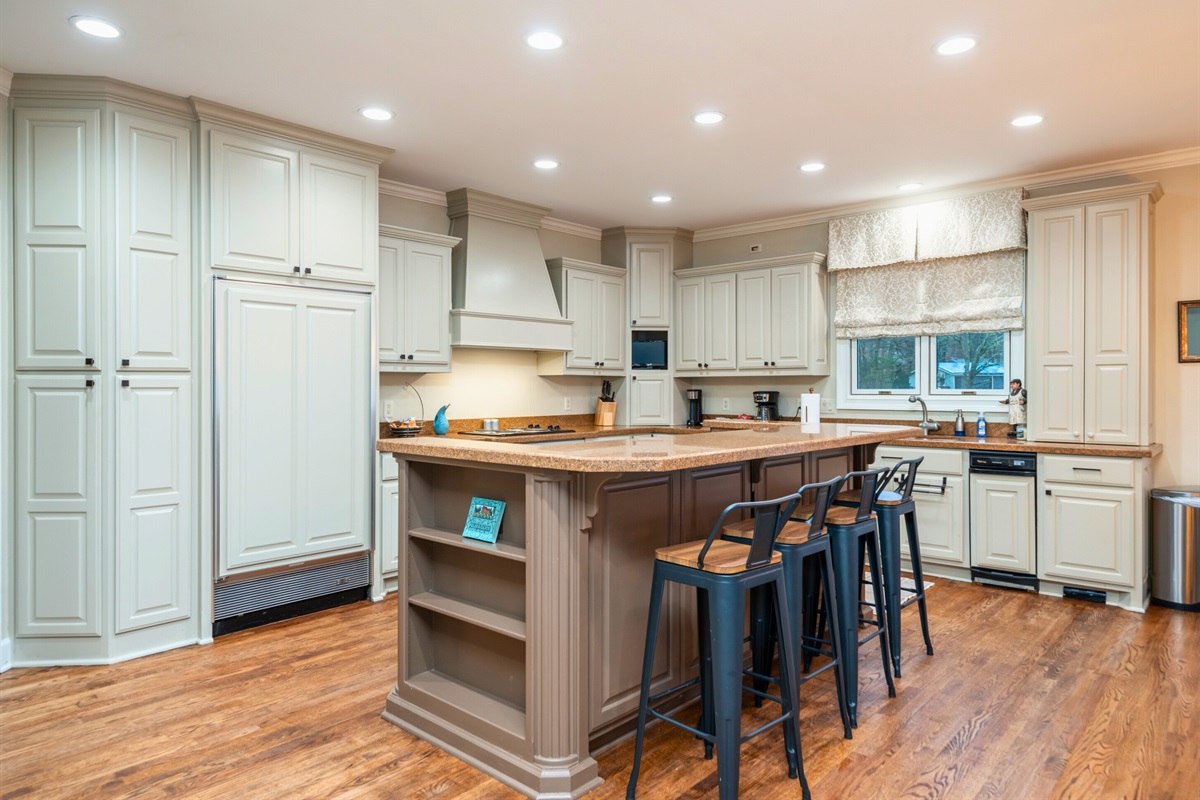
[838,330,1021,411]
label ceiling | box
[2,0,1198,231]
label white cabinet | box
[674,273,736,372]
[217,280,372,574]
[629,242,672,327]
[13,107,102,371]
[15,376,102,636]
[378,455,401,577]
[208,128,379,284]
[539,258,626,375]
[629,373,674,425]
[378,226,458,371]
[873,446,969,571]
[1023,184,1159,446]
[116,376,193,632]
[970,474,1035,574]
[116,113,192,370]
[1038,455,1145,596]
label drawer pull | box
[1072,466,1103,472]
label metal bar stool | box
[823,468,896,728]
[627,493,810,800]
[722,475,853,741]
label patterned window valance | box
[829,188,1026,338]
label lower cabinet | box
[873,446,969,572]
[377,454,400,583]
[628,372,674,425]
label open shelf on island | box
[407,462,528,550]
[409,526,526,562]
[406,669,526,740]
[409,590,526,640]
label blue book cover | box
[463,497,506,543]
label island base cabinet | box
[873,446,969,575]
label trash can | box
[1150,486,1200,611]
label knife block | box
[593,401,617,427]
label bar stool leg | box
[696,588,714,759]
[864,532,897,698]
[905,510,934,656]
[770,574,811,799]
[829,526,861,728]
[627,568,667,799]
[748,585,774,706]
[876,507,905,676]
[708,580,746,800]
[817,546,853,740]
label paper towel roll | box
[799,393,821,425]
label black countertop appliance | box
[753,390,780,421]
[685,389,704,427]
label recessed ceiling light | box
[799,162,826,173]
[1011,114,1044,127]
[533,159,559,170]
[692,111,725,125]
[359,106,395,121]
[70,15,123,38]
[526,31,564,50]
[898,183,924,192]
[651,195,672,204]
[934,35,977,56]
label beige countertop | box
[876,432,1162,458]
[377,422,918,472]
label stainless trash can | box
[1150,486,1200,611]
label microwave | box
[631,330,668,369]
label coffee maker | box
[685,389,704,427]
[753,390,780,421]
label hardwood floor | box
[2,580,1196,799]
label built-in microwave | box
[631,330,668,369]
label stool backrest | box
[700,492,805,569]
[795,475,842,534]
[879,456,924,502]
[835,468,888,523]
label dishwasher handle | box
[970,466,1036,477]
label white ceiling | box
[2,0,1198,231]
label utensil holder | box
[594,400,617,427]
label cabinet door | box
[674,276,704,370]
[1026,207,1085,443]
[403,241,452,365]
[15,376,102,636]
[1084,199,1141,446]
[737,269,773,368]
[1040,482,1135,587]
[629,374,672,425]
[630,242,670,326]
[116,114,192,370]
[901,474,967,567]
[595,273,626,370]
[563,269,600,370]
[771,265,811,370]
[704,275,738,371]
[379,479,400,575]
[116,376,193,632]
[301,153,377,284]
[377,237,405,363]
[969,475,1035,574]
[14,108,102,370]
[209,130,299,275]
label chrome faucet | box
[908,395,940,436]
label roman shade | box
[829,188,1026,339]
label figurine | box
[999,378,1027,435]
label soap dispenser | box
[976,410,988,438]
[954,409,966,436]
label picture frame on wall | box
[1180,300,1200,363]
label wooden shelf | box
[409,526,527,562]
[406,669,526,738]
[408,591,527,641]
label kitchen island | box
[376,422,914,798]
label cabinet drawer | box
[875,446,964,476]
[1040,455,1135,487]
[379,452,400,481]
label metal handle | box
[293,266,301,274]
[121,358,130,367]
[304,267,312,275]
[1072,466,1103,472]
[121,379,130,387]
[85,357,94,366]
[85,379,95,388]
[910,477,948,495]
[407,354,414,360]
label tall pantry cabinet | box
[10,78,197,664]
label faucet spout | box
[908,395,939,437]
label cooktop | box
[459,426,576,437]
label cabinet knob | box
[599,361,604,367]
[293,266,301,274]
[632,375,637,381]
[770,361,776,367]
[764,361,769,366]
[85,379,95,388]
[407,354,414,360]
[594,362,600,367]
[304,267,312,275]
[631,320,637,325]
[1073,431,1080,438]
[1045,489,1051,496]
[121,379,130,388]
[121,358,130,367]
[1087,431,1094,439]
[85,357,94,366]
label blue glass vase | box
[433,404,451,435]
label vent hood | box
[446,188,573,351]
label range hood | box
[446,188,573,351]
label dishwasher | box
[969,450,1039,591]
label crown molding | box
[1021,180,1164,211]
[675,252,825,277]
[693,147,1200,242]
[378,224,460,247]
[601,226,695,243]
[545,257,624,276]
[9,74,193,119]
[540,217,602,240]
[0,67,13,97]
[378,178,447,207]
[445,188,550,228]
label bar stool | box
[722,475,853,741]
[627,494,810,800]
[823,468,895,728]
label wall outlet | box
[564,397,572,411]
[722,398,730,410]
[749,243,762,253]
[383,400,395,419]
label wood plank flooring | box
[2,579,1196,799]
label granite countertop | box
[878,432,1162,458]
[376,422,918,473]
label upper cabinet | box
[675,273,736,372]
[1023,183,1160,447]
[196,99,391,286]
[378,226,459,372]
[538,258,627,376]
[601,227,694,328]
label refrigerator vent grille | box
[214,554,370,620]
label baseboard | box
[0,637,11,673]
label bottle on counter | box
[955,409,966,436]
[976,411,988,438]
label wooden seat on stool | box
[627,493,811,800]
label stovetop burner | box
[460,425,576,437]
